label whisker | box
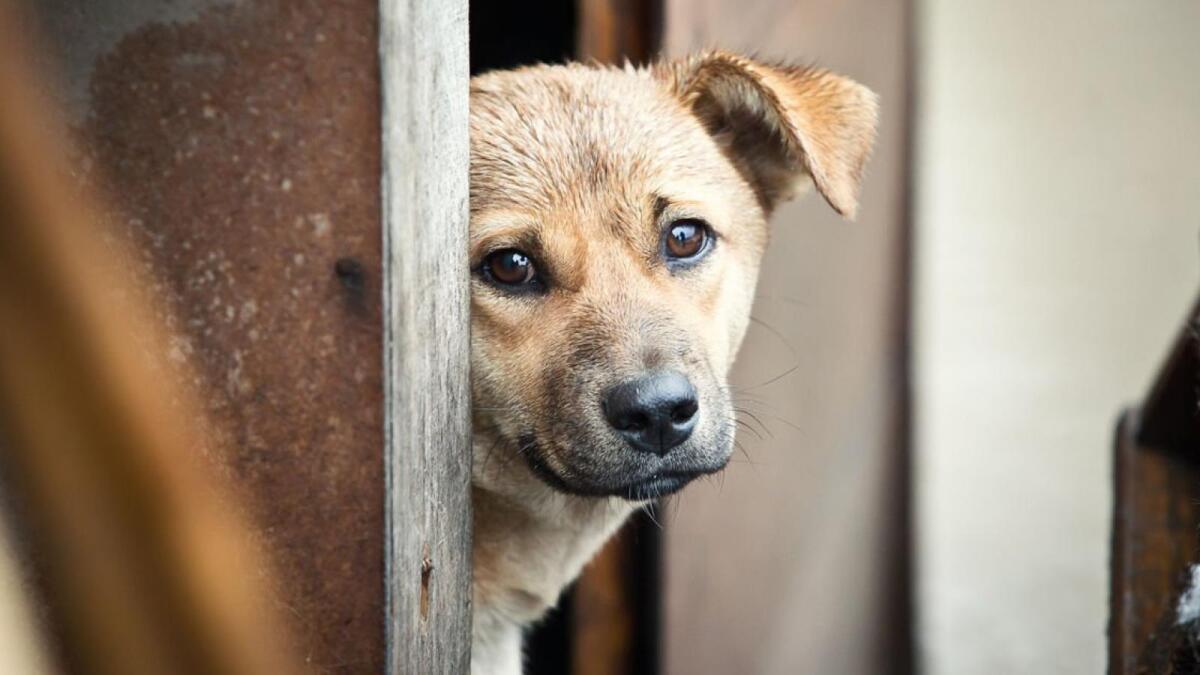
[749,314,798,360]
[735,408,775,439]
[732,363,801,392]
[732,439,758,470]
[641,502,663,530]
[731,398,807,434]
[733,417,765,441]
[749,408,805,435]
[753,293,810,309]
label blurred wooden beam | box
[578,0,661,65]
[0,524,51,675]
[1109,291,1200,674]
[31,0,392,670]
[0,4,305,673]
[1109,412,1200,674]
[573,517,662,675]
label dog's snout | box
[603,371,699,456]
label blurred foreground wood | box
[31,0,391,668]
[0,525,51,674]
[0,4,307,674]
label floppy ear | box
[656,51,879,219]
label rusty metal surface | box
[31,2,385,672]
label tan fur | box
[467,51,877,674]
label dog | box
[468,50,878,674]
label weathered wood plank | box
[1109,291,1200,673]
[380,0,473,672]
[1109,410,1200,674]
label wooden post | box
[0,7,306,673]
[1109,291,1200,673]
[380,1,474,673]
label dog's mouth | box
[620,472,700,500]
[518,435,721,501]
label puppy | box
[468,51,878,674]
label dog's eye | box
[664,219,710,260]
[483,249,540,289]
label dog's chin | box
[529,458,710,501]
[617,472,702,501]
[518,438,725,501]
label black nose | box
[603,371,699,456]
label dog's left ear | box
[656,51,879,219]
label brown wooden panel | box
[660,2,913,673]
[573,528,638,675]
[577,0,661,64]
[1110,290,1200,674]
[29,2,385,672]
[572,516,661,675]
[1110,411,1200,674]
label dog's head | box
[469,52,877,501]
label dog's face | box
[469,53,877,501]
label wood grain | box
[379,0,474,672]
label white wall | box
[915,2,1200,673]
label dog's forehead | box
[468,65,723,216]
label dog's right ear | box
[655,51,879,219]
